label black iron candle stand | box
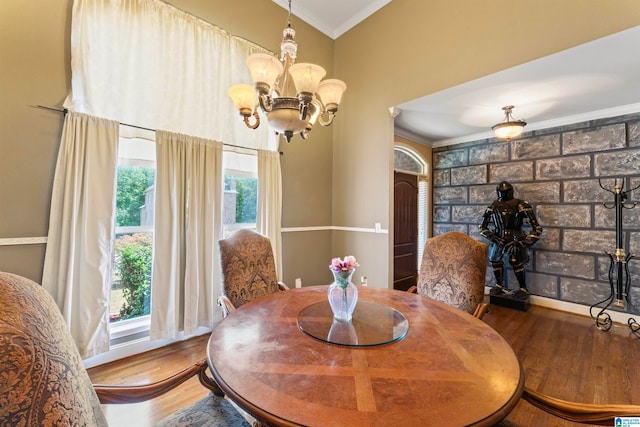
[589,178,639,335]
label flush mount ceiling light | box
[492,105,527,140]
[227,0,347,143]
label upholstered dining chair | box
[218,229,288,317]
[408,231,489,319]
[0,271,250,427]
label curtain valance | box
[65,0,277,151]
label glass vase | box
[327,318,358,345]
[328,270,358,321]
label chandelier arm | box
[242,111,260,129]
[318,111,336,127]
[258,94,274,113]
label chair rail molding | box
[0,237,48,246]
[281,225,388,234]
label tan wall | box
[0,0,334,286]
[0,0,70,281]
[4,0,640,289]
[332,0,640,286]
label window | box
[222,147,258,238]
[108,140,259,336]
[394,147,423,174]
[417,178,429,267]
[110,137,156,325]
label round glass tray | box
[297,300,409,347]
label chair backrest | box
[416,231,488,316]
[219,229,280,310]
[0,272,108,427]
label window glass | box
[394,148,423,174]
[110,137,155,323]
[109,142,260,322]
[223,148,258,238]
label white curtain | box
[65,0,272,149]
[257,149,283,279]
[151,131,223,340]
[42,112,118,358]
[61,0,284,346]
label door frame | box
[392,144,430,286]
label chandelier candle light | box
[328,256,359,322]
[227,0,347,143]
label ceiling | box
[272,0,391,40]
[273,1,640,147]
[395,25,640,146]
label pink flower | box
[329,256,359,273]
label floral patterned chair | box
[218,229,288,317]
[0,271,250,427]
[408,231,489,319]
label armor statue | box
[480,181,542,299]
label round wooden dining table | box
[207,286,524,427]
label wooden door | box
[393,172,418,291]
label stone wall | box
[432,112,640,313]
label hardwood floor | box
[484,304,640,426]
[87,334,212,426]
[88,304,640,426]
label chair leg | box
[473,302,489,320]
[197,359,225,397]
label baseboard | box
[529,295,637,326]
[484,286,635,326]
[281,225,388,234]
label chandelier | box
[492,105,527,140]
[227,0,347,143]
